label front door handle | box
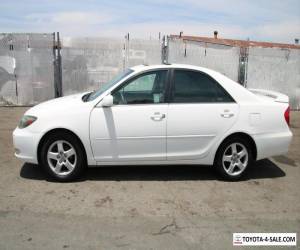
[151,113,166,121]
[221,113,234,118]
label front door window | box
[112,70,167,104]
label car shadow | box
[20,159,285,182]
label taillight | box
[284,106,290,126]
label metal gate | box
[0,33,56,105]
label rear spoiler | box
[249,88,289,103]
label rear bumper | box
[13,127,40,164]
[253,130,293,160]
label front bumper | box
[13,127,41,164]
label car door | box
[167,69,239,160]
[90,69,169,162]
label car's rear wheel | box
[214,137,253,180]
[40,132,86,181]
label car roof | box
[130,64,220,77]
[129,64,259,103]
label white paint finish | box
[249,113,261,126]
[249,89,289,103]
[90,104,168,161]
[13,92,97,165]
[12,64,293,168]
[167,103,239,160]
[13,127,40,164]
[253,131,292,160]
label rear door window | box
[171,70,234,103]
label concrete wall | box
[247,47,300,109]
[168,38,240,81]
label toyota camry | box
[13,64,292,181]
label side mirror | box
[101,94,113,107]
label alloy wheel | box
[222,143,248,176]
[47,140,77,176]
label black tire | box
[214,136,254,181]
[40,132,86,181]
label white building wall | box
[247,47,300,109]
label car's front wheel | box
[40,132,86,181]
[214,137,253,180]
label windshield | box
[85,68,134,101]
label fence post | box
[53,32,63,98]
[56,32,63,97]
[161,35,169,64]
[52,32,59,98]
[122,33,130,70]
[238,46,249,87]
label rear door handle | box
[221,113,234,118]
[151,113,166,121]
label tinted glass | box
[172,70,234,103]
[113,70,167,104]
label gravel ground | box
[0,107,299,250]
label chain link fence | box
[166,37,300,109]
[61,37,162,95]
[61,37,124,96]
[0,33,55,105]
[168,37,240,82]
[0,33,299,109]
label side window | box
[171,70,234,103]
[113,70,167,104]
[123,74,155,92]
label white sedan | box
[13,64,292,181]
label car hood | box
[25,92,89,116]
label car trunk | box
[248,88,289,103]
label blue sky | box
[0,0,299,43]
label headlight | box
[18,115,37,129]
